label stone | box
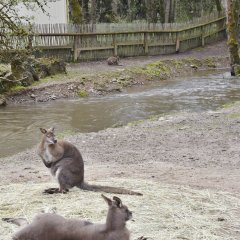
[50,95,57,100]
[0,95,6,106]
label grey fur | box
[107,56,121,65]
[38,127,142,195]
[4,195,131,240]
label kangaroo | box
[38,127,142,195]
[107,56,122,66]
[3,195,131,240]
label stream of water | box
[1,71,239,157]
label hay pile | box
[0,179,239,240]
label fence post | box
[144,32,149,55]
[201,26,205,47]
[27,34,33,50]
[73,35,78,62]
[113,33,118,56]
[176,32,180,53]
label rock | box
[0,95,6,106]
[30,94,37,99]
[1,56,67,93]
[49,60,66,75]
[24,58,39,81]
[68,84,76,90]
[0,70,10,77]
[11,57,66,87]
[107,87,122,92]
[0,74,18,93]
[11,57,35,86]
[234,64,240,76]
[110,78,117,83]
[190,64,198,69]
[50,94,57,100]
[4,71,14,80]
[11,58,25,79]
[34,58,67,78]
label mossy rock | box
[1,57,67,93]
[0,75,21,93]
[35,58,67,78]
[235,65,240,76]
[77,90,89,97]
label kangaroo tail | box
[79,182,142,196]
[2,217,28,227]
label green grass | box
[56,129,76,139]
[77,90,89,97]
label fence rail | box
[27,15,227,61]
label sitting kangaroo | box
[3,195,131,240]
[38,127,142,195]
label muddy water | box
[1,71,240,157]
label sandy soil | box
[1,40,240,239]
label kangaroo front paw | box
[43,188,60,194]
[60,188,69,194]
[43,187,69,194]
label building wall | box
[17,0,68,24]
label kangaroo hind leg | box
[43,168,70,194]
[56,168,72,194]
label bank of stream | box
[1,70,240,158]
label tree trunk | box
[215,0,223,13]
[81,0,90,23]
[158,0,165,23]
[169,0,176,23]
[164,0,171,23]
[90,0,97,24]
[69,0,82,24]
[226,0,240,75]
[145,0,158,23]
[127,0,134,21]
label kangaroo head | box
[102,194,132,222]
[40,127,57,145]
[113,56,119,61]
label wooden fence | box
[31,15,226,62]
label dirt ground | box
[67,40,229,74]
[1,40,240,239]
[1,101,240,193]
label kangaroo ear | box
[40,128,47,134]
[2,217,28,227]
[49,127,55,132]
[101,194,112,206]
[113,196,122,208]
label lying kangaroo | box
[38,127,142,195]
[107,56,122,65]
[3,194,131,240]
